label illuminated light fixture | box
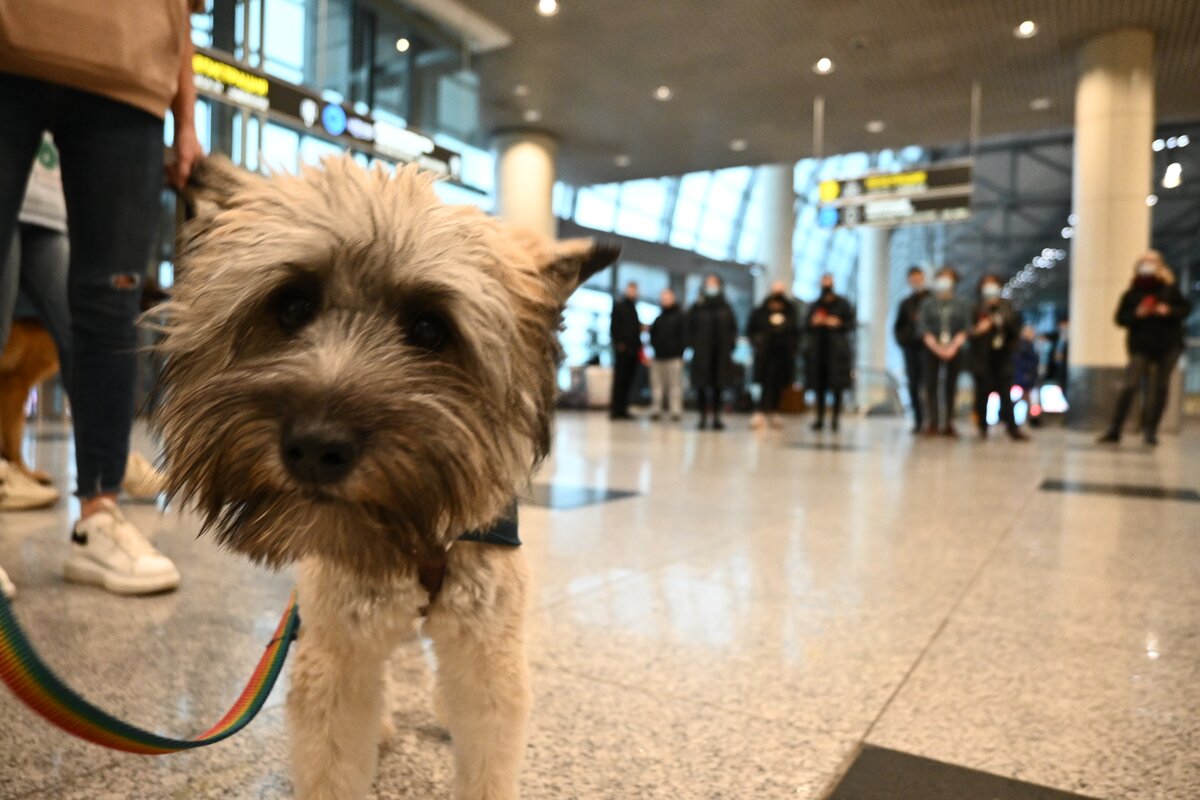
[513,83,530,98]
[1162,162,1182,189]
[1014,20,1038,38]
[395,37,410,52]
[1055,249,1067,259]
[1152,138,1165,151]
[1041,247,1055,258]
[522,108,542,123]
[1068,213,1078,225]
[1146,194,1158,206]
[865,120,885,133]
[813,57,834,75]
[653,85,673,101]
[537,0,558,16]
[729,138,748,152]
[1166,136,1178,148]
[614,154,631,168]
[1179,134,1191,147]
[1061,226,1074,239]
[1029,97,1052,111]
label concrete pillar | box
[855,226,893,410]
[1067,29,1155,428]
[493,129,557,240]
[756,164,795,300]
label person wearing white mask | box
[1098,250,1192,446]
[918,266,971,437]
[687,274,738,430]
[968,274,1028,440]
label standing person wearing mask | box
[648,288,686,422]
[1013,325,1041,427]
[918,267,971,437]
[1098,250,1193,446]
[893,266,930,433]
[968,275,1028,440]
[805,273,855,432]
[748,281,799,430]
[609,282,641,421]
[688,274,737,431]
[0,0,202,598]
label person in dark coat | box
[1012,324,1041,426]
[748,280,799,429]
[609,282,641,420]
[648,288,686,421]
[893,266,930,433]
[918,266,971,437]
[1046,318,1070,392]
[1098,250,1193,446]
[805,273,855,432]
[687,273,738,430]
[968,274,1028,441]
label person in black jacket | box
[919,266,972,437]
[893,266,929,433]
[1098,251,1193,445]
[748,281,799,430]
[649,288,686,421]
[805,273,855,432]
[609,282,641,420]
[688,274,738,430]
[968,274,1028,441]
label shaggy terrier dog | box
[156,156,616,800]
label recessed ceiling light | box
[614,154,631,167]
[1152,138,1165,151]
[653,85,673,101]
[865,120,885,133]
[513,83,530,98]
[729,138,748,152]
[523,109,542,123]
[813,57,834,75]
[395,37,410,53]
[1162,162,1182,189]
[1014,20,1038,39]
[1029,97,1053,111]
[1178,134,1191,147]
[1146,194,1158,206]
[536,0,558,16]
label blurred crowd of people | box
[606,250,1190,445]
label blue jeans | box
[0,72,162,498]
[1,224,72,379]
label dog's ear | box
[545,238,621,299]
[180,155,258,221]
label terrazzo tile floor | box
[1,413,1198,799]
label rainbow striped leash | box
[0,591,300,754]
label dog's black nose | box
[281,420,361,484]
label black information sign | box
[817,161,973,228]
[191,48,461,180]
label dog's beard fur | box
[155,156,615,577]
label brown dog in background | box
[0,318,58,485]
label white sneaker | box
[0,564,14,599]
[64,499,180,595]
[0,459,60,511]
[122,451,167,501]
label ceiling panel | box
[454,0,1200,184]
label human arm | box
[166,36,201,190]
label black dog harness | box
[416,507,520,613]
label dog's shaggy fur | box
[156,156,615,800]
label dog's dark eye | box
[272,283,320,334]
[408,314,447,352]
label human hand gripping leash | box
[0,591,299,754]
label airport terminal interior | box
[1,1,1198,799]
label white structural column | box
[493,130,558,241]
[755,163,795,299]
[1068,29,1155,428]
[855,225,893,409]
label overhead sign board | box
[192,48,461,180]
[817,161,973,228]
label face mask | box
[1137,262,1157,277]
[981,285,1001,300]
[820,285,834,295]
[935,278,954,294]
[704,285,720,298]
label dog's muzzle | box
[280,418,362,485]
